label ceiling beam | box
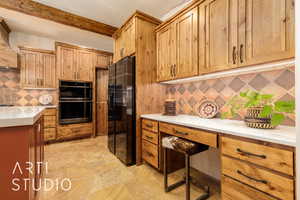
[0,0,118,37]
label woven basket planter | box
[244,107,276,129]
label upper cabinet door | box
[57,46,76,81]
[77,50,94,81]
[96,54,111,68]
[157,23,176,82]
[239,0,295,66]
[20,51,39,88]
[205,0,238,72]
[175,7,198,79]
[41,53,56,88]
[123,19,136,57]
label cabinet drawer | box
[43,108,56,116]
[221,137,294,176]
[142,119,158,133]
[142,140,158,168]
[44,128,56,141]
[57,123,93,139]
[222,156,294,200]
[142,129,158,144]
[222,176,276,200]
[44,116,56,128]
[159,122,217,148]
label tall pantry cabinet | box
[113,11,166,164]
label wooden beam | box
[0,0,118,37]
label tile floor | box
[39,137,220,200]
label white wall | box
[10,32,55,52]
[160,0,193,21]
[296,0,300,199]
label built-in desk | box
[141,114,296,200]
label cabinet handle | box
[146,151,154,157]
[77,72,80,80]
[74,72,76,79]
[146,124,153,128]
[237,170,268,184]
[232,46,237,64]
[173,129,188,136]
[145,135,153,140]
[170,65,173,77]
[240,44,244,63]
[41,79,43,86]
[237,148,266,159]
[174,64,176,77]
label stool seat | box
[162,136,209,155]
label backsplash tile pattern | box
[166,67,295,126]
[0,69,57,106]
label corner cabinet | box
[156,0,295,82]
[20,47,56,89]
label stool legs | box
[185,154,190,200]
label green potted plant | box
[221,91,295,129]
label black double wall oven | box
[59,81,93,125]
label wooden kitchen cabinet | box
[57,42,112,81]
[175,7,198,79]
[20,47,56,88]
[113,18,136,62]
[156,0,295,81]
[238,0,295,67]
[76,49,94,81]
[156,7,198,81]
[156,23,176,81]
[56,45,77,81]
[203,0,238,72]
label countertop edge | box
[141,114,296,147]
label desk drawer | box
[142,129,158,144]
[44,116,56,128]
[222,156,294,200]
[57,123,93,139]
[221,137,294,176]
[142,140,158,168]
[159,122,217,148]
[44,108,56,116]
[142,119,158,133]
[222,176,277,200]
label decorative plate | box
[39,94,53,105]
[197,100,219,119]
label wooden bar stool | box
[162,136,210,200]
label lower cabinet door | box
[44,128,56,142]
[222,176,277,200]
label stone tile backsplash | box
[166,66,295,126]
[0,68,57,106]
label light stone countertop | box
[141,114,296,147]
[0,106,46,128]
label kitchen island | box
[0,106,45,200]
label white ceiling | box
[0,0,190,52]
[32,0,189,27]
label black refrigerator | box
[108,56,136,165]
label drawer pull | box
[146,124,153,128]
[146,151,154,157]
[146,135,153,140]
[237,148,267,159]
[237,170,268,184]
[174,129,188,136]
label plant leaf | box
[274,101,295,113]
[240,91,248,98]
[221,112,229,119]
[271,113,285,126]
[259,105,273,118]
[260,94,273,100]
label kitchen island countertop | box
[0,106,45,128]
[141,114,296,147]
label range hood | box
[0,18,18,69]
